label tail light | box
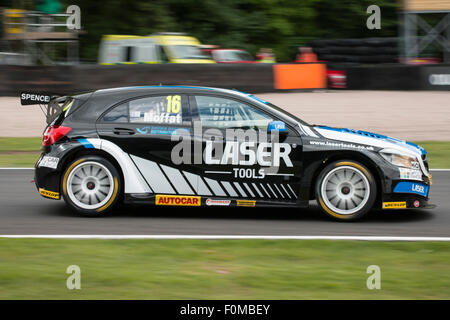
[42,125,72,146]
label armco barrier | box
[73,64,275,93]
[346,64,450,90]
[0,65,74,96]
[0,63,327,96]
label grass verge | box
[0,137,41,167]
[414,141,450,169]
[0,239,449,299]
[0,138,449,168]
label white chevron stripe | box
[233,182,248,197]
[274,184,285,199]
[266,184,278,198]
[243,183,255,197]
[252,183,264,197]
[259,183,271,198]
[197,176,213,196]
[287,184,298,199]
[280,184,292,199]
[183,171,212,196]
[221,181,238,197]
[130,155,175,194]
[205,178,227,196]
[161,165,194,195]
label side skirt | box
[123,194,308,208]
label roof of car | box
[68,85,303,128]
[93,85,264,102]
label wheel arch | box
[58,139,151,195]
[309,151,383,206]
[59,147,125,191]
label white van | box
[98,35,167,65]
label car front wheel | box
[62,156,121,216]
[316,160,376,221]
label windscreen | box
[167,45,209,59]
[217,50,254,61]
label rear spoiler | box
[20,91,72,124]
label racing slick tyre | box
[61,156,121,216]
[315,160,376,221]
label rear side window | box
[103,103,128,122]
[129,95,182,124]
[101,95,187,124]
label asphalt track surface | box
[0,169,449,236]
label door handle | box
[113,128,135,135]
[202,134,223,142]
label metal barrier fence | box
[0,63,327,96]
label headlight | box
[380,149,423,181]
[380,152,419,169]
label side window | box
[103,103,128,122]
[194,95,273,131]
[129,95,183,124]
[125,46,133,62]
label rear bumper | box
[34,154,62,200]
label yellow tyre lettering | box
[96,177,119,212]
[62,158,85,195]
[319,197,350,219]
[335,161,370,178]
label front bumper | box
[382,179,433,209]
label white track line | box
[0,235,449,241]
[1,168,450,171]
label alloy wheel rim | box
[66,162,114,210]
[321,166,370,215]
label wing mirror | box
[267,121,288,140]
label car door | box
[189,94,303,204]
[96,93,208,196]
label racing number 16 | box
[166,95,181,113]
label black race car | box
[30,86,433,220]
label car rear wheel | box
[62,156,121,216]
[316,160,376,221]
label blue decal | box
[317,126,426,156]
[78,138,95,149]
[268,121,286,132]
[151,126,182,135]
[394,182,429,197]
[136,126,151,134]
[136,126,190,135]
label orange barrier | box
[273,63,327,90]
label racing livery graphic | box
[29,86,434,220]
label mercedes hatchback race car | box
[31,86,433,220]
